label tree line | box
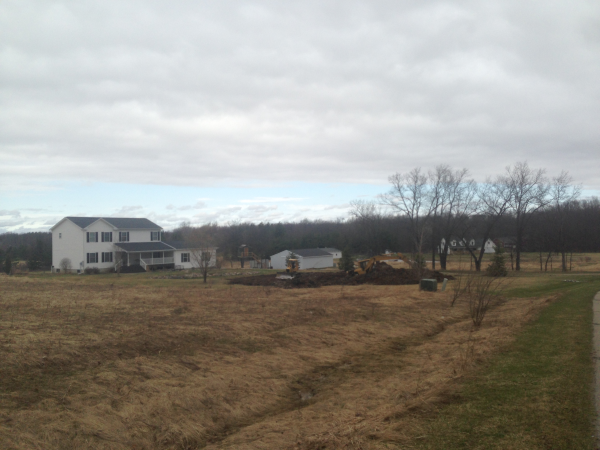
[0,232,52,273]
[1,162,599,273]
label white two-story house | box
[50,217,216,273]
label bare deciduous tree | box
[461,176,512,271]
[436,167,478,270]
[188,229,217,283]
[383,168,438,262]
[549,171,581,272]
[505,161,550,271]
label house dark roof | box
[103,218,161,229]
[320,247,341,254]
[114,242,175,252]
[66,217,161,230]
[67,217,99,228]
[291,248,334,258]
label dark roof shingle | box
[66,217,161,230]
[67,217,99,228]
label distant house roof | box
[63,217,162,230]
[66,217,99,228]
[320,247,341,254]
[114,242,175,252]
[290,248,334,258]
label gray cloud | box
[0,210,21,218]
[112,205,144,216]
[1,0,599,197]
[166,200,206,211]
[246,205,278,212]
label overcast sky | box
[1,0,599,232]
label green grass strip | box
[414,277,600,450]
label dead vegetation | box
[230,262,453,288]
[0,273,552,449]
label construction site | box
[229,261,452,288]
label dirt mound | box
[229,262,453,289]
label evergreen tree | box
[4,255,12,275]
[486,245,508,277]
[338,249,355,271]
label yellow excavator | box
[286,259,299,274]
[350,253,405,275]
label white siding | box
[52,219,85,272]
[174,249,217,270]
[83,220,119,271]
[114,229,161,243]
[484,239,496,253]
[269,250,334,270]
[323,249,342,258]
[299,255,334,269]
[270,250,291,270]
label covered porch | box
[115,242,176,271]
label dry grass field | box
[0,256,597,449]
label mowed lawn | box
[0,262,598,449]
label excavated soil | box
[229,262,454,289]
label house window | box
[151,231,160,241]
[119,231,129,242]
[87,252,98,264]
[181,253,190,263]
[86,232,98,243]
[102,252,113,263]
[101,232,113,242]
[59,233,62,239]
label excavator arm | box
[351,253,405,275]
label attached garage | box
[269,248,335,270]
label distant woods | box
[0,233,52,272]
[2,162,599,273]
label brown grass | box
[0,272,557,449]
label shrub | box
[59,258,72,274]
[84,267,100,275]
[468,276,507,327]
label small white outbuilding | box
[319,247,342,259]
[269,248,335,270]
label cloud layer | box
[1,1,600,233]
[1,0,599,194]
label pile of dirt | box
[229,262,453,289]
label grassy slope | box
[412,275,600,450]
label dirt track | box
[229,262,453,288]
